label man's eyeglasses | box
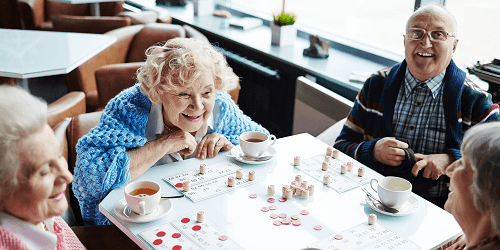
[406,28,455,42]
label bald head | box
[406,3,458,38]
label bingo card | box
[309,222,421,250]
[139,213,244,250]
[163,160,259,202]
[293,153,376,193]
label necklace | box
[164,124,175,133]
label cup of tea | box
[370,176,412,209]
[124,181,161,215]
[239,131,276,157]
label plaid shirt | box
[393,68,447,197]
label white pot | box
[271,23,296,46]
[193,0,214,16]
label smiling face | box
[162,76,216,133]
[444,156,480,229]
[404,6,458,81]
[0,124,73,225]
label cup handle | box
[269,134,277,147]
[139,201,146,215]
[370,179,379,193]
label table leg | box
[15,78,29,91]
[90,3,100,17]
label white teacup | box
[124,181,161,215]
[370,176,412,209]
[239,131,276,158]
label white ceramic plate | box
[365,195,420,216]
[114,197,172,223]
[229,145,277,165]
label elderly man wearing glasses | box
[335,3,499,208]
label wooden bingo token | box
[301,189,309,200]
[197,211,205,223]
[340,164,347,174]
[236,168,244,179]
[314,225,323,231]
[295,187,302,196]
[285,188,293,199]
[324,155,331,164]
[290,185,297,194]
[282,185,290,197]
[294,156,301,166]
[322,161,329,171]
[347,161,354,171]
[199,164,207,174]
[368,213,377,225]
[326,146,334,157]
[248,171,256,181]
[332,149,340,159]
[183,181,191,192]
[358,166,365,177]
[268,185,275,195]
[295,175,302,183]
[228,176,235,187]
[323,174,330,185]
[291,180,298,186]
[301,181,308,188]
[308,185,315,196]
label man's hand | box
[196,133,234,159]
[373,137,408,166]
[411,153,454,180]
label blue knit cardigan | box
[334,60,499,197]
[73,84,269,225]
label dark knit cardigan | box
[73,84,269,225]
[335,59,499,197]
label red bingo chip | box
[281,219,291,225]
[292,220,301,226]
[290,215,299,220]
[173,245,182,250]
[314,225,323,231]
[269,205,277,210]
[156,231,166,237]
[267,198,275,203]
[278,213,287,218]
[261,207,270,212]
[300,210,309,215]
[270,213,278,219]
[153,239,163,245]
[172,233,181,238]
[249,194,258,199]
[334,234,343,240]
[192,225,201,231]
[273,220,282,226]
[181,218,190,223]
[175,183,183,188]
[279,198,287,202]
[219,235,228,241]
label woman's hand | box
[196,133,234,159]
[160,129,198,156]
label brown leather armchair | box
[68,23,212,111]
[47,91,86,128]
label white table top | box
[99,133,462,250]
[48,0,119,4]
[0,29,116,79]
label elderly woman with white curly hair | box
[438,121,500,250]
[74,37,269,225]
[0,86,85,249]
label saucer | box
[365,195,419,216]
[229,145,277,164]
[114,198,172,223]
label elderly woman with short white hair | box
[0,86,85,249]
[439,121,500,249]
[74,37,269,225]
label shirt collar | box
[404,68,446,99]
[0,211,57,250]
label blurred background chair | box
[293,76,354,145]
[47,91,86,128]
[0,0,23,29]
[17,0,171,31]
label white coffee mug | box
[239,131,276,157]
[124,181,161,215]
[370,176,412,209]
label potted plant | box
[271,0,296,46]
